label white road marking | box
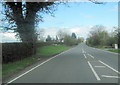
[87,54,94,59]
[90,61,99,62]
[82,49,84,53]
[83,54,87,59]
[95,66,106,68]
[7,48,73,84]
[99,60,120,74]
[7,56,56,83]
[101,75,120,78]
[87,61,101,81]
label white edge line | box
[87,61,101,81]
[7,48,73,84]
[7,56,56,83]
[101,75,120,78]
[99,60,120,74]
[83,54,87,59]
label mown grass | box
[108,49,120,54]
[36,45,72,57]
[92,46,120,54]
[2,44,73,79]
[93,45,113,49]
[2,56,37,79]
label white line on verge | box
[83,54,87,59]
[7,48,73,84]
[87,61,101,81]
[99,60,120,74]
[101,75,120,78]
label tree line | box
[44,30,84,46]
[86,25,119,48]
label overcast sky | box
[0,2,118,42]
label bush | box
[64,35,78,46]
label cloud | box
[40,25,92,40]
[69,26,92,39]
[0,32,19,43]
[1,25,116,42]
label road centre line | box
[94,66,106,68]
[101,75,120,78]
[87,54,94,59]
[99,60,120,74]
[87,61,101,81]
[83,54,87,59]
[82,49,84,53]
[7,47,73,84]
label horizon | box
[0,2,118,42]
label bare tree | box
[57,30,67,42]
[37,28,45,42]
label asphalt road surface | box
[6,43,119,83]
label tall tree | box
[71,32,76,38]
[46,35,52,42]
[87,25,106,46]
[2,1,102,43]
[2,2,57,43]
[57,30,67,42]
[56,35,58,41]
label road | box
[6,43,119,83]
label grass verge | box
[108,49,120,54]
[92,45,120,54]
[2,44,73,79]
[2,56,37,79]
[36,45,72,57]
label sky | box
[0,2,118,42]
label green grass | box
[108,49,120,54]
[2,56,37,79]
[2,44,73,79]
[36,45,72,57]
[93,45,113,49]
[92,45,120,54]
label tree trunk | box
[16,18,37,54]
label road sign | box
[115,44,118,49]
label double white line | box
[88,61,101,80]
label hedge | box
[2,42,35,64]
[2,42,64,63]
